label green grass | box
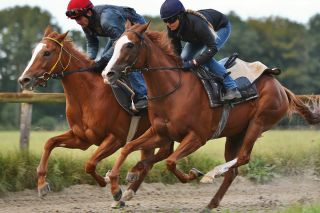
[276,203,320,213]
[0,130,140,161]
[0,129,319,191]
[197,129,320,161]
[1,129,319,157]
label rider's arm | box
[193,21,218,65]
[100,9,125,61]
[83,28,99,60]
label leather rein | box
[120,30,184,101]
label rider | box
[160,0,241,101]
[66,0,148,110]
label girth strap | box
[211,104,231,139]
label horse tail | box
[284,87,320,125]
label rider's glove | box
[182,59,197,71]
[92,58,109,73]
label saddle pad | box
[228,58,268,83]
[198,58,268,108]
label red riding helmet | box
[66,0,94,19]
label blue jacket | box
[83,5,146,61]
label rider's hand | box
[92,58,109,73]
[182,60,197,71]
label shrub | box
[243,156,277,184]
[34,116,57,131]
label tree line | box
[0,6,319,129]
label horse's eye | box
[43,51,51,57]
[127,42,134,49]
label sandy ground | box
[0,175,319,213]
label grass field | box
[0,129,319,193]
[0,129,319,161]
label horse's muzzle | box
[104,69,120,86]
[18,76,34,91]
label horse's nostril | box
[107,72,115,77]
[19,77,32,86]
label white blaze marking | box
[22,43,46,75]
[102,35,131,79]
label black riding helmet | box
[160,0,185,23]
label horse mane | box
[46,31,92,64]
[145,31,182,65]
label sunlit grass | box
[197,129,320,161]
[0,130,319,161]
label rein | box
[122,65,183,101]
[121,30,185,101]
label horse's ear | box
[125,19,133,30]
[57,31,69,42]
[137,20,151,34]
[44,25,53,37]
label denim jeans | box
[181,22,237,89]
[128,72,147,100]
[127,14,148,99]
[87,6,148,99]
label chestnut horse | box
[102,23,320,210]
[18,26,152,200]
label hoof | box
[104,170,111,184]
[122,189,135,201]
[200,175,214,184]
[38,182,51,198]
[113,188,123,201]
[190,168,204,177]
[111,200,125,209]
[126,172,139,183]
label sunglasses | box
[66,9,86,19]
[163,16,178,24]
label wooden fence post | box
[19,102,32,150]
[0,92,66,150]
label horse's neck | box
[60,46,113,105]
[143,42,184,97]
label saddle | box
[196,53,281,108]
[110,77,147,116]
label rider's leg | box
[205,59,241,100]
[128,71,148,110]
[215,22,232,50]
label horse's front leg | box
[108,127,165,208]
[123,142,174,201]
[37,130,90,197]
[85,134,124,187]
[166,131,205,183]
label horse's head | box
[102,21,150,85]
[18,26,69,90]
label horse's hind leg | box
[165,131,205,183]
[37,130,90,197]
[206,131,246,209]
[85,134,124,187]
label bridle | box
[120,29,184,101]
[36,36,92,87]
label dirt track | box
[0,175,319,213]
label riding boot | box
[134,97,148,110]
[127,72,148,111]
[222,88,242,101]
